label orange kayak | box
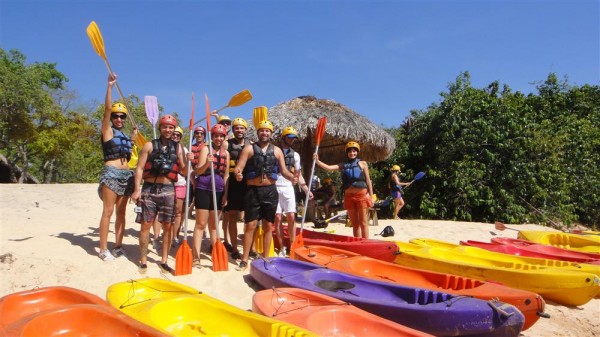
[293,245,546,331]
[0,286,166,337]
[253,287,434,337]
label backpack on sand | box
[379,225,395,237]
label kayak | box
[464,239,600,265]
[411,238,600,278]
[292,244,545,331]
[106,278,317,337]
[283,227,398,262]
[492,237,600,261]
[517,231,600,254]
[394,241,600,306]
[0,286,166,337]
[252,287,434,337]
[250,257,525,337]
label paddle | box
[494,221,519,232]
[175,93,195,276]
[144,96,159,139]
[404,171,426,189]
[291,117,327,258]
[194,89,253,125]
[86,21,147,148]
[251,105,275,257]
[253,106,268,129]
[206,94,229,271]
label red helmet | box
[159,115,177,127]
[211,124,228,137]
[194,126,206,134]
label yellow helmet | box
[391,165,400,171]
[324,177,333,184]
[232,117,248,129]
[111,102,128,114]
[281,126,298,138]
[218,115,232,124]
[257,120,273,132]
[174,126,184,135]
[345,141,360,152]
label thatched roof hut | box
[248,96,396,169]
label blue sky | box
[1,0,598,128]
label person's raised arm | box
[101,73,117,139]
[313,153,340,172]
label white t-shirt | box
[276,149,301,188]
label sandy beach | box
[1,184,598,336]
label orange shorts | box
[343,190,371,210]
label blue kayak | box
[250,258,524,337]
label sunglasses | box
[111,114,127,120]
[172,133,182,137]
[194,131,205,135]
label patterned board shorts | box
[98,166,134,200]
[135,182,176,224]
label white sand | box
[0,184,598,336]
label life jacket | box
[228,138,249,172]
[191,142,205,165]
[341,158,367,190]
[390,173,401,191]
[244,143,279,180]
[101,127,132,162]
[282,147,296,173]
[142,139,180,182]
[200,145,227,176]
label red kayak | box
[488,238,600,265]
[283,227,398,262]
[0,286,167,337]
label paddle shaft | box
[300,143,321,231]
[206,133,221,237]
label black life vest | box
[282,147,296,173]
[244,143,279,180]
[142,139,180,182]
[191,142,205,165]
[228,138,249,172]
[101,127,132,162]
[341,158,367,190]
[200,145,227,176]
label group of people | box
[97,73,411,273]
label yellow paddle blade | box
[128,145,139,169]
[253,106,268,129]
[227,89,253,108]
[134,132,147,149]
[254,224,264,254]
[86,21,107,60]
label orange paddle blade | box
[212,240,229,271]
[494,221,507,231]
[315,117,327,145]
[175,240,193,276]
[205,94,212,130]
[290,234,304,259]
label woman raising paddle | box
[314,141,374,238]
[390,165,411,220]
[97,73,137,261]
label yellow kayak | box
[394,241,600,306]
[410,238,600,278]
[518,231,600,254]
[106,278,316,337]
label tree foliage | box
[384,72,599,228]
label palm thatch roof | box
[248,96,396,164]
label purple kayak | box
[250,258,524,337]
